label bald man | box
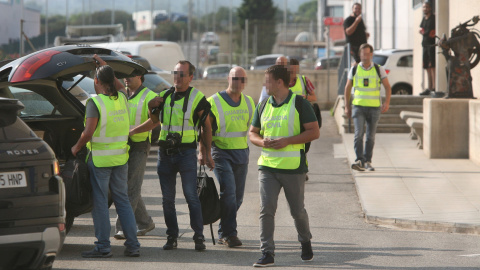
[203,67,255,247]
[258,56,317,103]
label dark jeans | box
[352,105,381,163]
[157,148,204,238]
[213,158,248,238]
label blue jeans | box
[157,148,203,238]
[87,159,140,253]
[213,158,248,239]
[352,105,381,163]
[115,141,154,232]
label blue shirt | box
[210,90,250,164]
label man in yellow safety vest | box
[344,43,391,172]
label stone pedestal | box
[469,100,480,165]
[423,98,469,158]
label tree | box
[295,1,317,22]
[69,10,134,32]
[237,0,277,56]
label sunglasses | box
[172,71,191,77]
[232,77,246,83]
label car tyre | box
[392,84,412,95]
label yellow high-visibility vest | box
[258,94,304,170]
[128,87,157,142]
[352,65,381,107]
[208,92,254,149]
[159,87,204,144]
[87,94,129,167]
[289,75,306,96]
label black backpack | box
[197,166,221,244]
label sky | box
[26,0,315,16]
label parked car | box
[203,64,233,80]
[0,45,147,236]
[0,98,66,270]
[250,54,284,70]
[201,32,220,45]
[207,45,219,64]
[315,56,341,70]
[373,49,413,95]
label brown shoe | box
[225,235,242,247]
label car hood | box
[0,44,147,85]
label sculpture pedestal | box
[423,98,470,158]
[469,100,480,166]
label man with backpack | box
[344,43,391,172]
[249,65,320,267]
[202,66,255,248]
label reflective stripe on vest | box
[159,88,203,143]
[128,87,157,142]
[289,75,306,96]
[352,65,381,107]
[87,94,129,167]
[258,94,304,170]
[209,92,254,149]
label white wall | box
[0,2,40,46]
[341,0,414,50]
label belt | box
[160,146,194,156]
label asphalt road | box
[54,112,480,269]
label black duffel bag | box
[197,165,221,244]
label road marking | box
[459,254,480,257]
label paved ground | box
[343,133,480,234]
[54,112,480,269]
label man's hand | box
[71,145,80,157]
[381,103,390,113]
[355,15,363,23]
[269,138,290,150]
[148,97,163,109]
[345,106,352,118]
[198,151,215,170]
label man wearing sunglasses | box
[202,67,255,248]
[134,60,214,251]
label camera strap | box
[166,88,192,138]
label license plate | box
[0,171,27,188]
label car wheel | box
[392,84,412,95]
[65,213,75,234]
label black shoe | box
[194,235,206,251]
[225,235,242,248]
[253,252,275,267]
[301,241,314,262]
[163,235,177,250]
[81,249,113,258]
[124,249,140,257]
[419,89,431,96]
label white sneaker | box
[114,231,125,240]
[364,162,375,171]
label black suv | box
[0,98,65,270]
[0,45,147,266]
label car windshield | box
[9,87,61,117]
[143,74,171,94]
[373,55,388,66]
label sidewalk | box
[342,133,480,234]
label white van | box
[95,41,185,72]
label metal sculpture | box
[438,16,480,98]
